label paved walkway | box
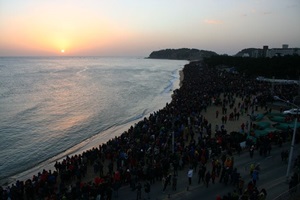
[111,141,299,200]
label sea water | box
[0,56,188,185]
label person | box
[187,167,193,186]
[249,145,254,158]
[198,164,206,184]
[211,170,216,184]
[205,171,211,188]
[144,181,150,199]
[173,160,179,176]
[163,174,171,192]
[172,175,177,191]
[231,170,240,187]
[238,176,245,195]
[223,169,229,185]
[136,182,142,200]
[249,163,255,176]
[252,169,259,186]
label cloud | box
[203,19,222,25]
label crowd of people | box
[1,61,299,200]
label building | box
[239,44,300,58]
[267,44,300,57]
[262,45,269,57]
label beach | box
[1,60,299,200]
[0,57,188,186]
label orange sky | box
[1,0,299,56]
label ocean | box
[0,56,188,185]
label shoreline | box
[1,64,185,186]
[179,69,184,87]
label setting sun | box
[61,49,65,53]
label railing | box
[273,183,300,200]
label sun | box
[61,49,65,53]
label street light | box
[274,96,299,180]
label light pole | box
[172,131,175,154]
[274,96,299,180]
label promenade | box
[114,142,299,200]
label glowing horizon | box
[0,0,299,57]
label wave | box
[121,109,148,125]
[161,69,180,94]
[76,66,89,76]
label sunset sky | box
[1,0,299,56]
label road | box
[113,142,299,200]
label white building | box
[266,44,300,57]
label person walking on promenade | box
[172,175,177,191]
[136,182,142,200]
[252,169,259,186]
[222,116,225,124]
[187,167,193,190]
[211,170,216,184]
[241,123,245,132]
[198,164,206,184]
[205,171,211,188]
[249,145,254,158]
[219,166,226,183]
[144,181,150,199]
[238,176,245,195]
[249,163,255,176]
[163,174,171,192]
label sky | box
[0,0,299,57]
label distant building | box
[262,45,268,57]
[267,44,300,57]
[237,44,300,58]
[282,44,289,49]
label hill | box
[148,48,218,60]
